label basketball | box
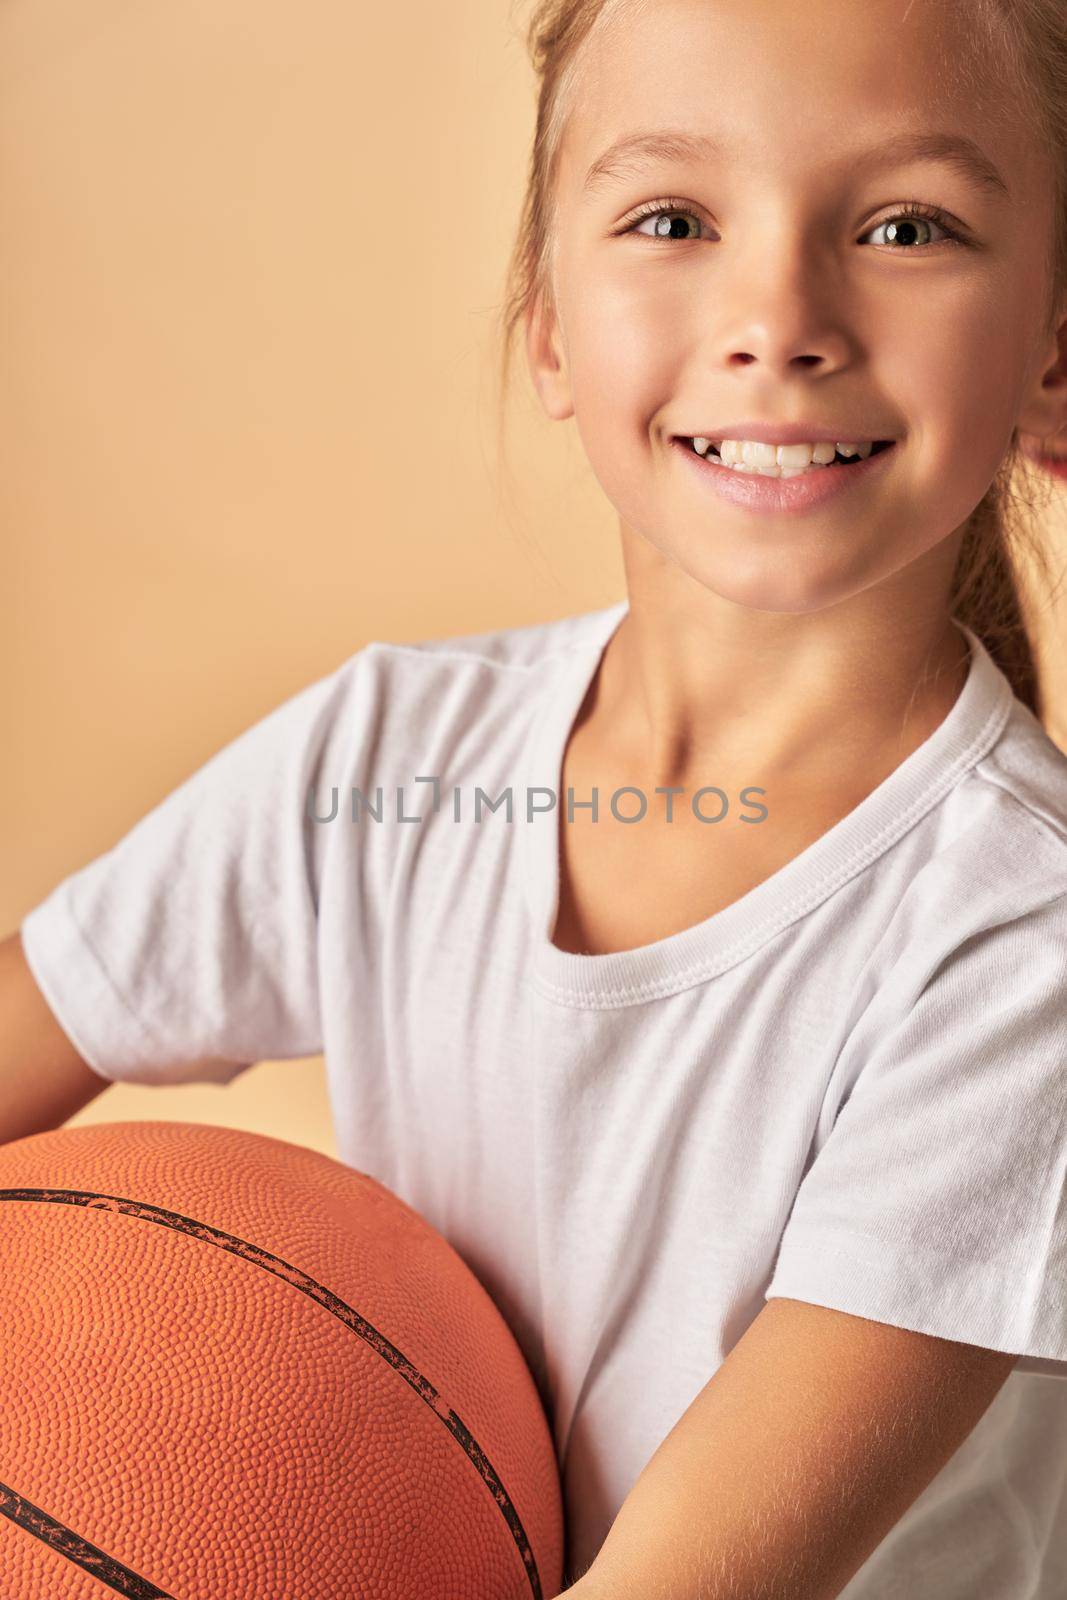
[0,1121,564,1598]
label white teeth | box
[690,436,878,476]
[741,440,779,468]
[777,442,837,469]
[835,442,874,459]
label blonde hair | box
[493,0,1067,715]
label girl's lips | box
[671,436,897,515]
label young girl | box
[8,0,1067,1595]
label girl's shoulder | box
[866,690,1067,1007]
[970,691,1067,858]
[902,625,1067,901]
[363,601,624,676]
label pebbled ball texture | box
[0,1121,564,1599]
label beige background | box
[2,0,627,1156]
[5,2,1067,1160]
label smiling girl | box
[6,1,1067,1597]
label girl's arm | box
[567,1295,1016,1600]
[0,930,109,1142]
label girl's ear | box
[524,289,575,423]
[1018,296,1067,446]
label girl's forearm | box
[560,1296,1016,1600]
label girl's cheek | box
[571,302,680,422]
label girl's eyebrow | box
[580,127,1010,201]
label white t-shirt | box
[20,600,1067,1595]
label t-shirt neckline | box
[519,600,1014,1009]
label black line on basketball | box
[0,1187,545,1600]
[0,1479,174,1597]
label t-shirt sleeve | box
[19,649,373,1087]
[765,890,1067,1376]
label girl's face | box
[527,0,1067,617]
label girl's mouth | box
[677,437,896,473]
[670,435,899,516]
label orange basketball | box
[0,1121,564,1599]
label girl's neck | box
[594,597,971,797]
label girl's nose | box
[710,256,854,377]
[717,317,854,377]
[727,347,841,372]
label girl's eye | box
[861,203,964,249]
[621,199,967,250]
[625,202,706,241]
